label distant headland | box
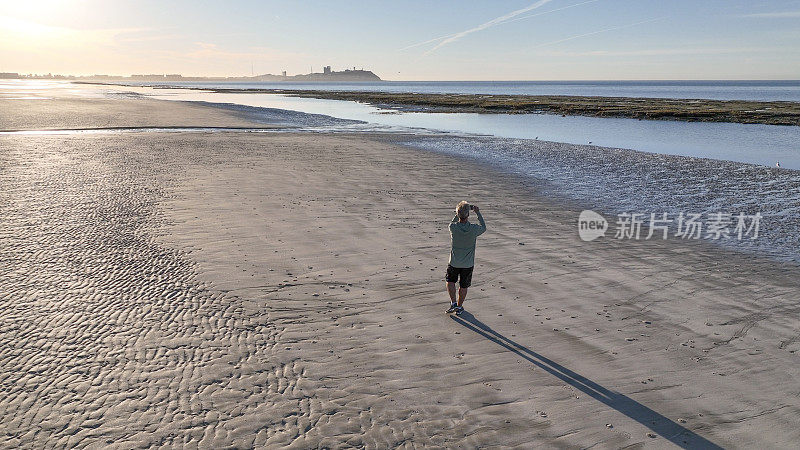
[0,66,381,83]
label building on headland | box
[290,65,380,81]
[243,65,380,82]
[0,72,20,79]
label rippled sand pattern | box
[0,134,490,449]
[0,137,326,448]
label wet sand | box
[1,96,280,131]
[1,94,800,448]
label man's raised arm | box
[474,206,486,235]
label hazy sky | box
[1,0,799,80]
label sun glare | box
[0,0,74,38]
[0,0,66,19]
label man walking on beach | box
[446,201,487,314]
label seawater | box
[129,86,800,170]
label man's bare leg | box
[457,287,468,307]
[447,282,457,304]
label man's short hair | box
[456,201,470,220]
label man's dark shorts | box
[446,265,474,288]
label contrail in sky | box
[398,0,600,53]
[531,17,665,48]
[500,0,600,25]
[420,0,555,55]
[398,32,456,52]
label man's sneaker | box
[446,303,458,313]
[454,306,464,315]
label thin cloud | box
[183,42,306,62]
[741,10,800,18]
[539,46,781,57]
[531,17,664,49]
[421,0,555,55]
[116,33,184,43]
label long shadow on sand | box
[450,311,722,449]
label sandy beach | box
[2,94,800,448]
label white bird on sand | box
[776,161,781,168]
